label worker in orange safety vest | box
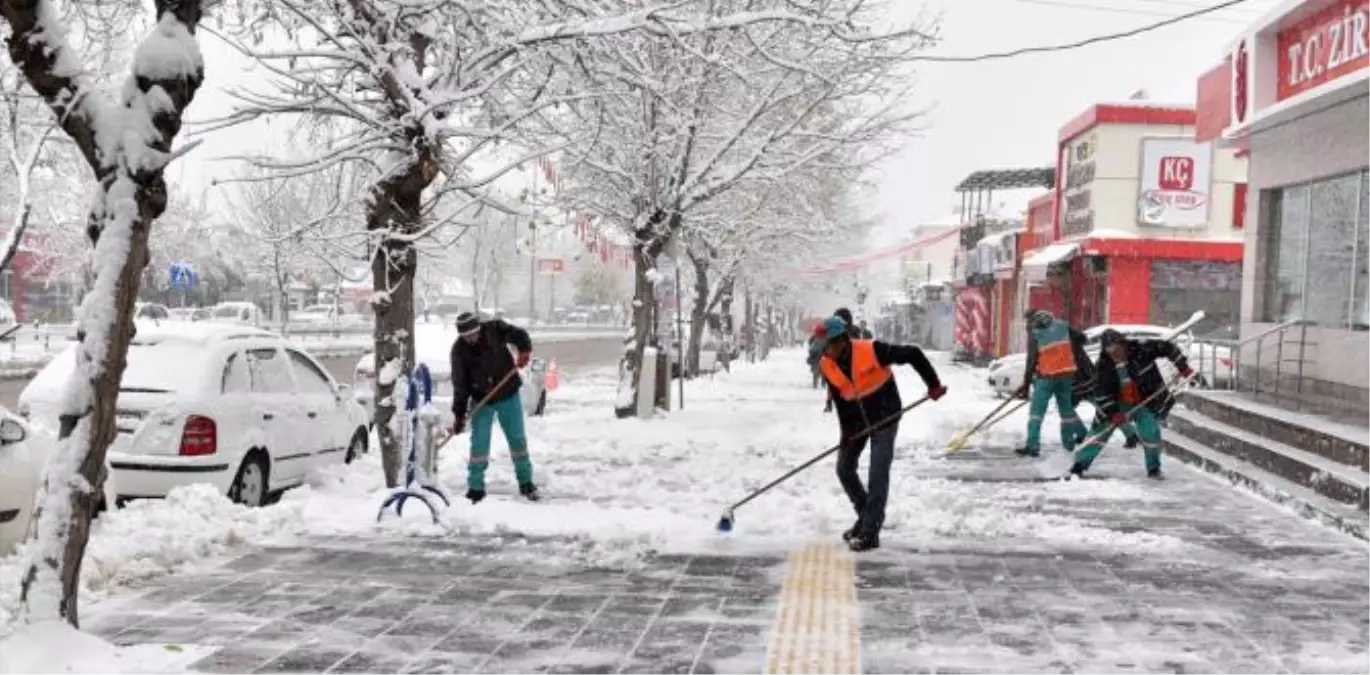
[817,315,946,552]
[1017,309,1090,457]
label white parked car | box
[206,301,263,326]
[17,323,370,507]
[0,408,39,556]
[984,323,1231,397]
[352,347,549,428]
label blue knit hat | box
[821,316,848,346]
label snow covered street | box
[2,349,1366,673]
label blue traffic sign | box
[169,261,197,290]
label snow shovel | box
[945,384,1026,453]
[716,394,932,533]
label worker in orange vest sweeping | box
[816,315,946,552]
[1016,309,1089,457]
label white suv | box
[18,323,370,507]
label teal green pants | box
[468,393,533,490]
[1075,405,1163,472]
[1027,376,1087,451]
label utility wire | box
[1013,0,1258,24]
[913,0,1253,63]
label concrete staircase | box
[1166,389,1369,540]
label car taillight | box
[179,415,217,456]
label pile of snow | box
[0,620,209,673]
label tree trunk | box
[368,157,433,488]
[628,242,656,402]
[686,254,709,377]
[9,0,207,627]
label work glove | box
[452,415,466,435]
[823,400,833,413]
[928,384,948,401]
[1110,412,1128,426]
[1016,383,1030,400]
[516,351,532,368]
[1178,365,1194,379]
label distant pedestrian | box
[816,316,947,552]
[450,312,540,502]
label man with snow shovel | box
[450,311,539,503]
[1069,329,1193,479]
[817,315,947,552]
[1016,309,1090,458]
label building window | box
[1264,185,1310,322]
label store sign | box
[536,258,565,275]
[1060,132,1096,237]
[1277,0,1370,101]
[1137,137,1213,228]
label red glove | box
[1110,412,1128,426]
[928,384,948,401]
[516,351,531,368]
[1179,365,1194,379]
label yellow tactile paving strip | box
[764,543,861,674]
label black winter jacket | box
[822,341,942,436]
[1093,338,1189,419]
[450,319,533,418]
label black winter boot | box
[519,483,542,501]
[1015,444,1040,458]
[466,489,486,504]
[842,519,864,542]
[848,532,880,552]
[1146,468,1165,480]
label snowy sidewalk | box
[3,349,1366,673]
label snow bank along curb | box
[0,330,626,381]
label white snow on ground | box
[0,620,211,673]
[0,349,1199,638]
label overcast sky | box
[870,0,1280,245]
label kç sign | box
[1277,0,1370,101]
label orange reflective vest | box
[819,340,893,401]
[1033,321,1077,377]
[1116,365,1142,404]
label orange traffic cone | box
[546,360,559,392]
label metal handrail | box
[1189,319,1311,395]
[1241,319,1311,398]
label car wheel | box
[345,429,367,464]
[534,391,547,417]
[230,452,269,507]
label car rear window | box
[120,341,209,393]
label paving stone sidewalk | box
[86,444,1368,674]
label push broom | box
[716,395,932,532]
[943,384,1026,453]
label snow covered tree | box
[1,0,207,625]
[209,0,856,485]
[551,0,934,405]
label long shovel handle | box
[725,395,931,513]
[962,384,1026,437]
[442,369,521,444]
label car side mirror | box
[0,417,27,444]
